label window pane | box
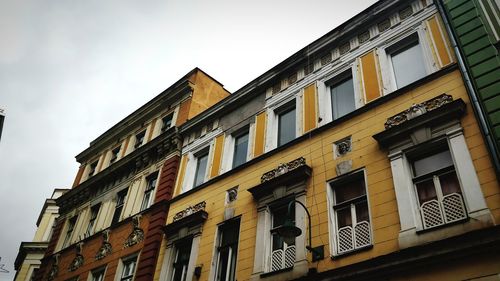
[413,150,453,177]
[391,42,426,88]
[233,132,249,168]
[331,78,356,119]
[337,207,352,228]
[416,179,437,205]
[278,107,296,146]
[334,178,366,204]
[439,171,461,195]
[355,201,370,222]
[194,153,208,187]
[217,220,240,281]
[173,240,192,281]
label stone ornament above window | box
[227,187,238,204]
[378,19,391,32]
[95,230,112,260]
[69,242,84,272]
[399,6,413,20]
[384,94,453,129]
[339,42,351,55]
[173,201,207,222]
[261,157,306,183]
[334,137,352,158]
[124,215,144,248]
[358,31,371,44]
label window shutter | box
[174,154,189,196]
[253,112,267,157]
[425,15,453,68]
[210,134,225,178]
[359,50,383,103]
[303,83,318,133]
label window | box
[90,267,106,281]
[194,151,209,187]
[140,173,158,211]
[62,216,78,248]
[85,204,100,237]
[134,131,146,148]
[409,145,467,229]
[88,161,98,178]
[171,238,193,281]
[329,171,371,255]
[109,146,120,164]
[389,34,427,88]
[270,202,295,272]
[277,104,296,146]
[120,257,137,281]
[232,130,249,168]
[330,76,356,120]
[111,188,128,225]
[161,114,173,132]
[214,219,240,281]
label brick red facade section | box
[34,218,65,281]
[154,155,180,203]
[135,155,179,280]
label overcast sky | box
[0,0,378,279]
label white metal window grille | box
[120,257,137,281]
[412,148,467,229]
[140,173,158,211]
[172,239,192,281]
[85,204,100,237]
[270,203,295,271]
[332,173,371,255]
[215,219,240,281]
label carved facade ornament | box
[260,157,307,183]
[335,137,352,158]
[399,6,413,20]
[95,230,112,260]
[288,73,298,85]
[227,188,238,203]
[384,94,453,129]
[358,31,370,44]
[378,19,391,32]
[47,254,60,281]
[124,215,144,248]
[173,201,207,222]
[69,242,84,271]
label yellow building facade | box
[154,0,500,280]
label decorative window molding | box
[373,95,492,248]
[248,158,311,280]
[123,215,144,248]
[69,242,84,272]
[160,202,208,281]
[95,230,112,260]
[334,136,352,159]
[327,170,372,256]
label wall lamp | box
[275,200,324,262]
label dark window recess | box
[134,131,146,148]
[110,146,121,164]
[215,219,240,281]
[172,238,193,281]
[112,188,128,225]
[140,173,158,211]
[161,114,173,132]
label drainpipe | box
[435,0,500,177]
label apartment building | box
[14,189,68,281]
[34,68,229,281]
[154,1,500,281]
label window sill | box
[330,244,373,260]
[260,266,293,278]
[415,217,469,234]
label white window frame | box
[265,96,300,151]
[326,170,373,256]
[115,255,137,281]
[251,185,308,280]
[85,204,101,238]
[388,125,491,248]
[381,30,435,92]
[88,266,106,281]
[210,218,241,281]
[159,234,201,281]
[317,65,362,126]
[140,172,159,211]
